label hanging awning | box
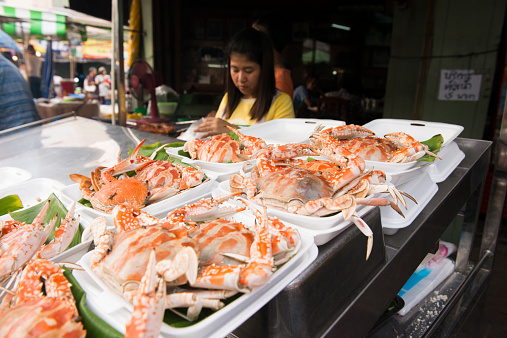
[0,5,66,38]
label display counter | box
[0,117,494,337]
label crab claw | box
[356,197,405,218]
[351,214,373,261]
[126,249,166,338]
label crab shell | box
[90,177,148,213]
[334,136,398,162]
[93,225,196,296]
[254,167,336,216]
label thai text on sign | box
[438,69,482,101]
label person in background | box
[83,66,99,100]
[293,74,321,117]
[24,44,42,99]
[0,54,40,131]
[252,10,294,98]
[95,66,111,104]
[195,27,294,138]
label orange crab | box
[0,259,85,337]
[70,139,206,213]
[316,124,440,163]
[183,127,267,163]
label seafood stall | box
[0,116,494,337]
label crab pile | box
[70,139,206,213]
[315,124,440,163]
[183,127,267,163]
[83,193,300,336]
[230,132,416,260]
[0,259,85,337]
[0,201,80,283]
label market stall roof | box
[0,5,66,38]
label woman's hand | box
[194,116,238,138]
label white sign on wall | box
[438,69,482,101]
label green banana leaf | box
[0,194,23,216]
[418,134,444,162]
[64,268,123,338]
[9,193,82,249]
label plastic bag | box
[178,118,207,141]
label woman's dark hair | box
[224,27,275,121]
[27,44,36,54]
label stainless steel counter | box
[0,116,178,186]
[0,117,494,337]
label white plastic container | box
[238,118,345,144]
[381,171,438,235]
[73,211,317,338]
[0,167,32,190]
[363,119,464,147]
[424,141,465,183]
[0,178,64,208]
[59,177,218,228]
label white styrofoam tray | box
[238,118,345,144]
[294,205,376,245]
[424,141,465,183]
[166,147,256,173]
[363,119,464,147]
[58,177,218,228]
[213,180,375,231]
[0,167,32,190]
[73,211,317,338]
[359,119,464,174]
[381,171,438,235]
[0,178,64,208]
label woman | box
[195,28,294,138]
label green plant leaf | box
[10,193,82,249]
[0,195,23,216]
[177,149,191,158]
[228,130,240,141]
[167,142,186,148]
[64,268,123,338]
[418,134,444,162]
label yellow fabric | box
[215,91,294,126]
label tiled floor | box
[452,221,507,337]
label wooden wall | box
[384,0,506,140]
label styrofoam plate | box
[0,178,65,208]
[73,212,317,338]
[295,206,376,245]
[381,171,438,235]
[363,118,464,147]
[58,177,218,228]
[166,147,256,173]
[213,180,375,231]
[364,158,428,173]
[424,141,465,183]
[238,118,346,144]
[0,167,32,190]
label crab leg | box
[156,246,198,285]
[0,201,57,279]
[356,197,405,217]
[111,204,163,232]
[87,217,113,269]
[317,124,376,139]
[350,215,373,261]
[162,192,245,224]
[101,139,155,182]
[37,202,80,259]
[126,249,166,338]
